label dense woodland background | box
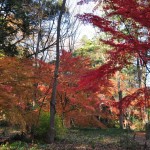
[0,0,150,149]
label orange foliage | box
[1,51,149,130]
[0,57,54,130]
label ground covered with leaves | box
[1,126,146,150]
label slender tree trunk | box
[33,0,43,107]
[137,58,142,88]
[119,90,124,129]
[31,9,43,141]
[47,0,66,144]
[117,71,124,129]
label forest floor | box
[0,125,150,150]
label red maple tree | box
[77,0,150,90]
[76,0,150,127]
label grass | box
[58,128,133,144]
[0,127,138,150]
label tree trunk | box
[47,0,66,144]
[117,71,124,129]
[119,90,124,129]
[137,58,142,88]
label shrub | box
[0,141,28,150]
[34,111,67,140]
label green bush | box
[130,117,144,131]
[34,111,67,140]
[0,141,28,150]
[134,120,145,131]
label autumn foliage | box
[77,0,150,89]
[76,0,150,126]
[0,0,150,133]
